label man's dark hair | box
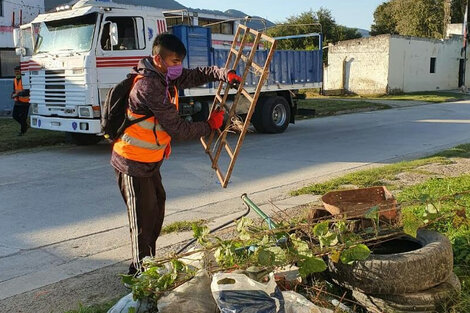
[15,65,21,71]
[152,33,186,59]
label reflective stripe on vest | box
[14,78,29,103]
[113,85,179,163]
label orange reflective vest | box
[113,82,179,163]
[14,78,30,103]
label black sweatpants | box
[12,103,30,134]
[115,166,166,272]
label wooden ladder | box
[201,24,277,188]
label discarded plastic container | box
[321,186,397,220]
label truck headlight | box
[32,104,38,114]
[78,106,92,118]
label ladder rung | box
[241,89,254,102]
[224,143,234,159]
[230,47,239,55]
[239,55,264,74]
[215,94,223,103]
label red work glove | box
[227,70,242,89]
[208,109,225,130]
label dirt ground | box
[386,158,470,190]
[3,158,469,313]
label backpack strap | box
[117,74,154,136]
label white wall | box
[388,35,465,92]
[0,0,44,47]
[324,35,390,95]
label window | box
[430,57,436,74]
[0,49,20,78]
[34,13,98,54]
[101,16,145,51]
[0,0,3,17]
[165,15,190,28]
[198,18,233,35]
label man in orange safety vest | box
[11,66,30,136]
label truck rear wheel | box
[252,96,290,134]
[68,133,102,145]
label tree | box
[370,0,447,39]
[451,0,467,23]
[267,8,361,50]
[370,2,397,36]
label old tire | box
[252,96,290,134]
[328,229,453,295]
[352,273,461,313]
[68,133,102,145]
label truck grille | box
[30,69,86,107]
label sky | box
[177,0,385,30]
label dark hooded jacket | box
[111,57,229,177]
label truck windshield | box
[20,27,34,56]
[34,13,98,54]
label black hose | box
[176,205,251,255]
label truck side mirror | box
[110,23,119,47]
[13,28,20,48]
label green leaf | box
[342,233,362,247]
[128,308,136,313]
[313,221,329,237]
[365,206,379,220]
[340,244,371,265]
[298,257,327,278]
[402,209,424,238]
[236,217,253,233]
[266,246,287,265]
[257,249,276,266]
[319,232,338,248]
[121,274,135,286]
[192,224,209,245]
[335,221,346,233]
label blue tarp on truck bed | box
[171,25,323,90]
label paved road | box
[2,100,470,300]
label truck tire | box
[192,101,210,122]
[252,96,290,134]
[68,133,102,145]
[352,273,461,313]
[328,230,453,295]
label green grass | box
[160,219,207,235]
[299,89,470,103]
[0,117,68,153]
[397,176,470,313]
[297,99,391,118]
[292,143,470,196]
[371,91,470,103]
[64,299,117,313]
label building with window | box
[324,34,470,95]
[0,0,44,115]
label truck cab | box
[17,0,168,144]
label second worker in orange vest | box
[11,66,30,136]
[111,33,241,275]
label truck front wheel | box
[252,96,291,134]
[68,133,102,145]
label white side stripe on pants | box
[124,174,140,267]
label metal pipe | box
[241,193,278,229]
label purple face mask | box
[161,56,183,81]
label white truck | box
[14,0,323,145]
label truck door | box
[96,15,147,104]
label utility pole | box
[462,0,468,90]
[444,0,451,38]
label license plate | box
[51,121,61,127]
